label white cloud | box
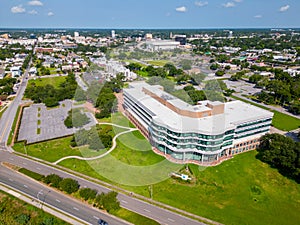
[47,11,54,16]
[222,2,236,8]
[166,12,171,17]
[254,15,262,18]
[195,1,208,7]
[175,6,187,12]
[279,5,290,12]
[11,5,26,14]
[28,1,43,6]
[28,10,38,15]
[234,0,242,2]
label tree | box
[64,109,90,128]
[79,188,97,201]
[59,178,80,194]
[249,74,263,84]
[43,174,62,188]
[257,133,300,183]
[210,63,219,70]
[102,191,120,212]
[215,70,225,76]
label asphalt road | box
[0,151,206,225]
[0,165,127,225]
[0,61,30,147]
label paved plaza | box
[18,100,96,144]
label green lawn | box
[59,151,300,225]
[232,95,300,131]
[147,60,170,66]
[272,111,300,131]
[13,137,81,162]
[28,76,66,88]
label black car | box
[98,219,108,225]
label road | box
[0,151,207,225]
[0,165,127,225]
[0,61,31,148]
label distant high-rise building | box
[228,31,233,38]
[74,32,79,37]
[111,30,116,39]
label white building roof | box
[125,82,273,135]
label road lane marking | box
[167,218,175,222]
[56,199,61,203]
[9,158,14,161]
[121,200,128,204]
[93,216,99,220]
[22,162,27,165]
[9,178,13,181]
[24,185,28,188]
[36,167,41,170]
[73,207,79,211]
[144,209,151,213]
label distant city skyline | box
[1,0,299,29]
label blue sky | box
[0,0,299,28]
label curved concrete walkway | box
[53,123,137,165]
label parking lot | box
[224,79,262,95]
[18,100,96,144]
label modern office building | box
[123,82,273,165]
[145,40,180,51]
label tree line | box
[43,174,120,212]
[70,125,113,151]
[257,133,300,183]
[24,74,78,107]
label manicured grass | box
[147,60,170,66]
[59,151,300,225]
[231,95,300,131]
[19,168,45,181]
[112,208,160,225]
[13,137,82,162]
[0,190,70,225]
[272,111,300,131]
[28,76,66,88]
